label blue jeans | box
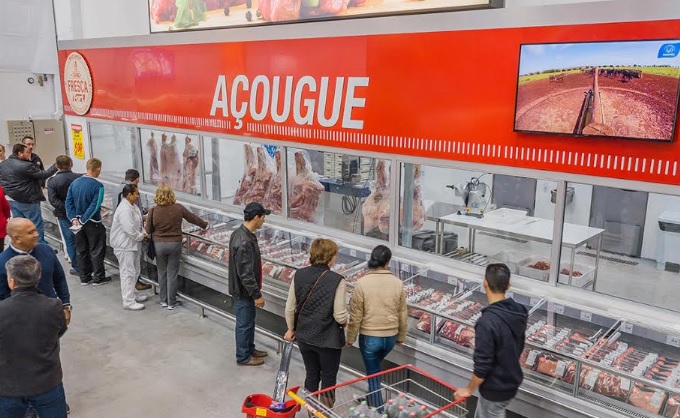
[58,218,78,272]
[0,382,67,418]
[9,201,47,245]
[234,296,256,363]
[475,396,511,418]
[359,334,397,408]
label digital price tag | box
[620,378,631,391]
[555,360,568,377]
[620,322,633,334]
[667,335,680,348]
[447,276,458,285]
[349,249,357,257]
[580,311,593,322]
[548,302,565,315]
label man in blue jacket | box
[455,263,528,418]
[66,158,110,286]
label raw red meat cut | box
[264,150,282,213]
[242,147,274,205]
[150,0,177,23]
[666,395,680,418]
[233,144,257,205]
[259,0,301,21]
[362,160,390,234]
[440,321,475,348]
[628,385,666,415]
[289,152,324,223]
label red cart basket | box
[242,386,301,418]
[287,364,468,418]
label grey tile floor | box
[59,261,313,418]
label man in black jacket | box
[228,202,270,366]
[47,156,82,276]
[0,143,57,245]
[22,136,46,185]
[0,255,68,417]
[455,263,528,418]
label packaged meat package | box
[233,144,257,205]
[264,150,283,213]
[259,0,301,21]
[242,147,274,206]
[628,384,667,415]
[289,151,324,223]
[666,395,680,418]
[362,160,391,235]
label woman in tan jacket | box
[346,245,407,409]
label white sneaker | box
[124,303,145,311]
[135,295,149,303]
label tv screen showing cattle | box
[514,40,680,142]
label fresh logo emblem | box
[63,52,93,115]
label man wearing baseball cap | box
[228,202,271,366]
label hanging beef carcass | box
[259,0,301,22]
[150,0,177,23]
[233,144,257,205]
[289,152,324,223]
[264,150,282,213]
[182,136,199,194]
[399,164,425,231]
[362,160,391,234]
[242,147,274,205]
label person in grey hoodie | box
[455,263,528,418]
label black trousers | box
[297,341,342,399]
[75,222,107,283]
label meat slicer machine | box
[447,177,490,218]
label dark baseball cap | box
[244,202,271,217]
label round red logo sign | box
[64,52,93,116]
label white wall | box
[0,72,58,145]
[55,0,149,40]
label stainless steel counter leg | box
[593,234,603,292]
[198,306,206,319]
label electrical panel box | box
[6,119,66,164]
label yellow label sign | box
[72,124,84,159]
[255,407,268,416]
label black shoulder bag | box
[146,208,156,260]
[293,270,329,330]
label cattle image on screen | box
[514,40,680,141]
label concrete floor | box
[59,261,312,418]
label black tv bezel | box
[512,38,680,143]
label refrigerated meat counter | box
[40,180,680,418]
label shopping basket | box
[287,364,468,418]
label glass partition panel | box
[399,163,557,279]
[561,184,680,312]
[89,123,140,179]
[140,129,201,196]
[201,138,281,211]
[286,148,388,240]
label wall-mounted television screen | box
[514,40,680,142]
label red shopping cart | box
[287,364,468,418]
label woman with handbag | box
[145,183,208,310]
[284,238,348,412]
[346,245,407,409]
[110,184,148,311]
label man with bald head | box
[0,218,71,320]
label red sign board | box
[59,19,680,186]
